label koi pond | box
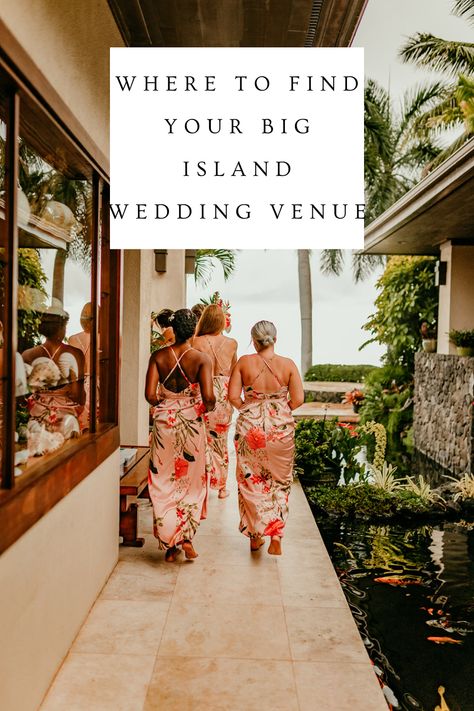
[318,519,474,711]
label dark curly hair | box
[172,308,197,342]
[155,308,174,328]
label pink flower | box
[210,476,218,487]
[194,402,207,417]
[246,427,266,450]
[167,415,176,427]
[174,458,189,479]
[250,474,265,485]
[263,519,285,537]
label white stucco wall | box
[120,249,186,445]
[0,3,123,709]
[0,450,120,711]
[0,0,123,157]
[438,242,474,354]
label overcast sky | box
[187,0,471,370]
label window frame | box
[0,29,120,554]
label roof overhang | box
[107,0,368,48]
[364,138,474,256]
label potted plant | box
[449,329,474,357]
[420,321,437,353]
[342,388,365,413]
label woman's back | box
[239,353,292,393]
[154,346,204,393]
[193,334,237,377]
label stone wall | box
[414,352,474,475]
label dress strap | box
[206,336,227,375]
[162,347,193,386]
[253,354,284,387]
[40,343,63,361]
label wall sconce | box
[435,260,447,286]
[185,249,197,275]
[154,249,168,273]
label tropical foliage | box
[399,0,474,168]
[304,363,377,383]
[294,419,363,486]
[361,257,438,371]
[17,249,47,351]
[194,249,236,286]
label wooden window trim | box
[0,44,122,554]
[0,425,119,555]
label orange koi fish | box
[427,637,462,645]
[374,576,422,587]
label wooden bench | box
[120,446,150,547]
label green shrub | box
[306,483,431,520]
[361,256,438,371]
[304,363,378,383]
[449,329,474,347]
[295,419,363,486]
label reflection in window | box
[0,116,6,483]
[15,141,93,473]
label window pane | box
[15,134,93,475]
[0,108,7,483]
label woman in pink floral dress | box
[193,305,237,499]
[145,309,215,562]
[228,321,304,555]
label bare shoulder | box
[277,355,300,373]
[225,336,238,347]
[237,354,254,365]
[22,346,39,363]
[192,335,206,348]
[193,348,212,365]
[63,343,84,360]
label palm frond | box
[319,249,345,276]
[453,0,474,25]
[194,249,237,286]
[351,253,385,283]
[400,33,474,77]
[397,81,447,141]
[424,131,473,171]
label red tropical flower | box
[194,402,207,417]
[174,458,189,479]
[246,427,266,450]
[263,519,285,537]
[215,423,229,434]
[210,476,218,487]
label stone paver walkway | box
[40,460,386,711]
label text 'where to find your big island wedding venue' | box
[110,47,364,250]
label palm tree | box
[193,249,237,286]
[298,250,313,375]
[399,0,474,167]
[297,80,443,377]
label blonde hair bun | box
[251,320,277,347]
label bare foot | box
[250,537,265,552]
[165,546,181,562]
[218,488,230,499]
[182,540,199,559]
[268,537,282,555]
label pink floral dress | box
[203,338,233,491]
[149,349,208,550]
[235,356,295,540]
